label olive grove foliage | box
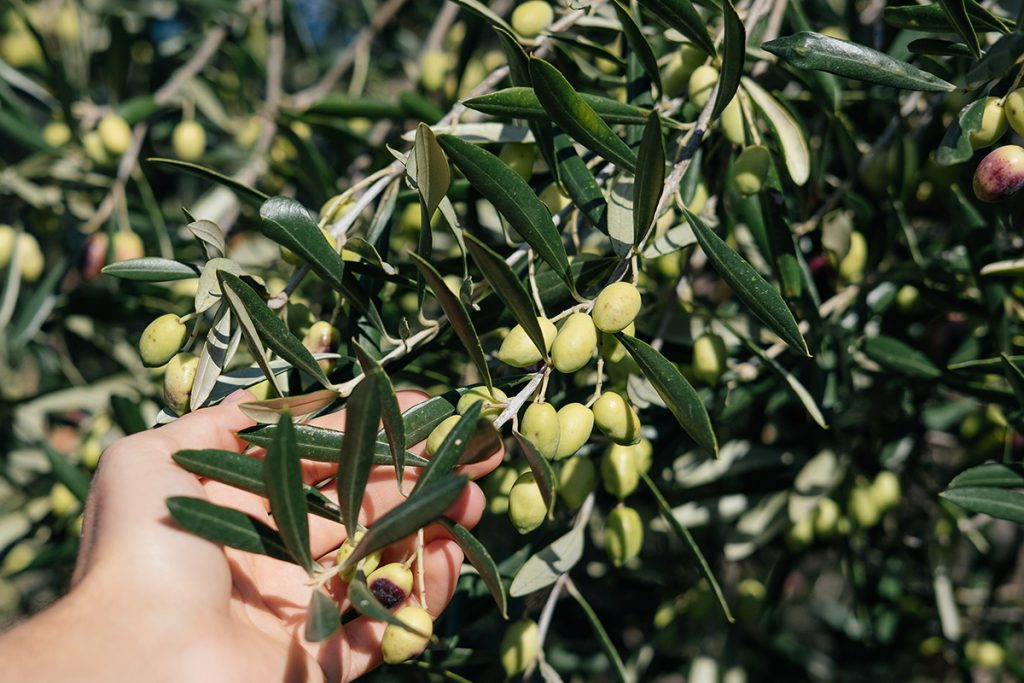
[2,0,1024,679]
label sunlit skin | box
[0,390,502,683]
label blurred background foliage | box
[2,0,1024,681]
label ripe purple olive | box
[973,144,1024,203]
[366,562,414,609]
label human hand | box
[0,389,502,683]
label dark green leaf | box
[966,33,1024,87]
[949,463,1024,489]
[348,573,432,634]
[218,271,331,387]
[529,57,638,173]
[439,519,508,618]
[337,370,382,539]
[617,334,717,456]
[238,427,428,466]
[566,580,628,683]
[415,403,484,494]
[437,134,573,291]
[553,131,607,231]
[1000,353,1024,409]
[101,257,201,282]
[682,206,809,355]
[908,38,974,57]
[761,32,956,92]
[341,476,470,570]
[353,342,407,488]
[884,2,1014,32]
[412,123,451,220]
[611,0,662,95]
[166,496,296,563]
[512,430,556,516]
[395,394,459,447]
[463,87,651,125]
[633,113,665,246]
[862,336,942,379]
[305,590,341,642]
[938,0,981,57]
[147,158,269,204]
[711,0,746,120]
[635,0,715,56]
[941,487,1024,524]
[937,98,986,166]
[262,413,313,571]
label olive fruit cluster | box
[967,89,1024,202]
[0,225,44,283]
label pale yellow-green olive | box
[848,485,881,529]
[303,321,340,373]
[500,619,540,677]
[164,352,200,415]
[592,391,641,445]
[425,415,461,456]
[80,436,103,469]
[663,43,706,97]
[457,386,508,418]
[82,130,111,165]
[499,143,536,181]
[508,471,546,534]
[591,282,641,333]
[554,402,593,460]
[511,0,554,39]
[692,333,727,387]
[367,562,414,609]
[12,232,44,283]
[720,97,745,146]
[539,183,571,215]
[172,120,206,162]
[688,180,709,214]
[870,470,901,511]
[838,230,867,283]
[606,437,653,477]
[1,540,37,576]
[483,465,520,515]
[521,402,560,459]
[1006,88,1024,137]
[688,65,718,109]
[551,312,598,373]
[558,455,595,509]
[968,97,1008,150]
[0,30,43,68]
[421,50,450,93]
[139,313,188,368]
[973,144,1024,203]
[49,483,78,517]
[98,114,132,155]
[895,284,921,313]
[335,530,381,582]
[381,606,433,664]
[604,505,643,567]
[601,443,639,499]
[786,514,814,549]
[496,317,557,367]
[0,225,12,268]
[113,230,145,262]
[732,145,771,196]
[319,194,353,226]
[600,322,634,364]
[965,640,1005,670]
[42,121,72,147]
[813,497,841,537]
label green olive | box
[381,606,433,663]
[521,402,560,459]
[42,121,72,147]
[601,443,639,499]
[591,282,641,333]
[848,484,881,529]
[319,194,354,226]
[49,483,78,517]
[172,120,206,162]
[511,0,554,39]
[139,313,188,368]
[482,465,520,515]
[895,285,921,314]
[14,232,44,283]
[425,415,461,456]
[720,97,745,146]
[551,312,598,373]
[499,143,536,181]
[82,130,110,166]
[688,65,718,109]
[0,225,12,268]
[692,333,727,387]
[870,470,901,511]
[600,322,634,364]
[163,352,200,415]
[558,455,595,509]
[303,321,340,373]
[335,530,381,582]
[554,402,594,460]
[968,97,1008,150]
[113,230,145,262]
[367,562,414,609]
[421,50,450,92]
[965,640,1005,670]
[732,145,771,196]
[663,43,706,97]
[813,497,840,538]
[500,619,540,677]
[496,317,557,367]
[786,514,814,549]
[539,183,571,215]
[606,438,652,478]
[1006,88,1024,137]
[457,386,508,418]
[98,114,132,155]
[508,472,547,534]
[838,230,867,283]
[80,436,103,470]
[592,391,641,445]
[604,505,643,567]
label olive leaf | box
[262,412,313,571]
[101,257,201,281]
[941,487,1024,524]
[710,0,745,121]
[464,87,651,125]
[305,590,341,642]
[439,519,508,618]
[352,342,407,487]
[147,157,269,204]
[635,0,715,56]
[633,113,665,246]
[336,367,382,539]
[512,430,556,516]
[166,497,297,564]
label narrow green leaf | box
[464,87,651,125]
[395,394,458,447]
[509,525,584,597]
[101,257,201,282]
[415,403,485,494]
[937,98,987,166]
[439,519,508,618]
[682,206,809,355]
[463,232,546,359]
[640,472,735,623]
[238,424,429,467]
[617,334,717,455]
[711,0,746,120]
[262,413,313,571]
[633,113,665,246]
[436,134,573,291]
[238,390,341,424]
[949,463,1024,489]
[341,476,470,570]
[884,2,1014,32]
[565,580,628,683]
[348,574,432,634]
[999,353,1024,408]
[553,131,607,231]
[512,430,556,516]
[528,57,638,173]
[147,158,269,204]
[166,496,296,563]
[759,191,804,299]
[42,444,89,503]
[938,0,981,58]
[966,33,1024,86]
[635,0,715,56]
[449,0,514,34]
[741,78,810,186]
[218,271,331,387]
[410,252,493,393]
[941,487,1024,524]
[611,0,662,95]
[862,336,941,379]
[412,123,451,220]
[337,371,382,539]
[353,342,407,488]
[305,590,341,642]
[761,32,956,92]
[908,38,974,57]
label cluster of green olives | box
[0,225,44,283]
[787,471,902,548]
[969,89,1024,202]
